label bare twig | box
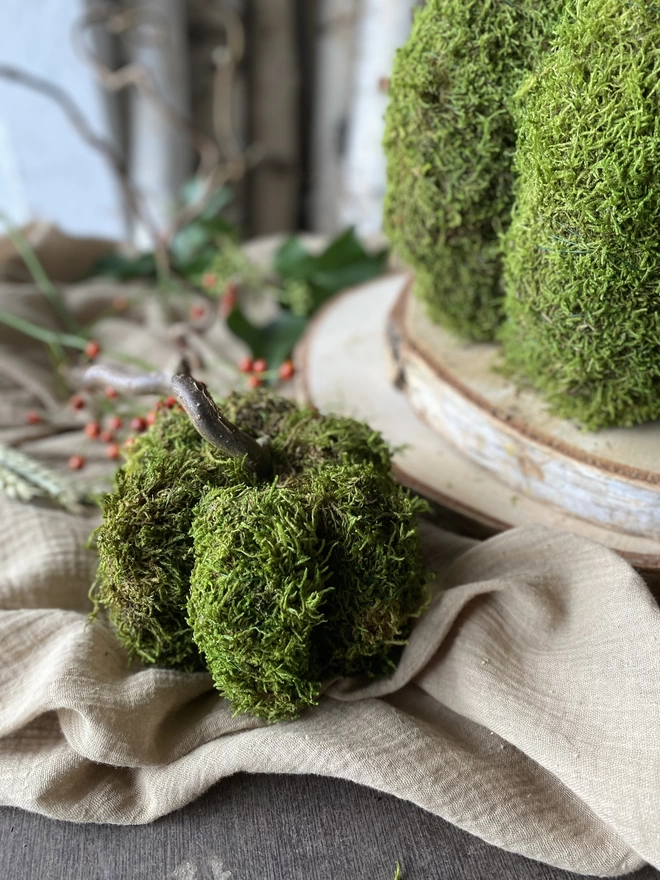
[0,63,165,262]
[0,4,253,277]
[210,4,247,177]
[82,364,171,396]
[72,2,250,237]
[73,4,220,176]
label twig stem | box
[0,310,155,373]
[82,365,272,478]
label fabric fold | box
[0,280,659,876]
[0,494,658,876]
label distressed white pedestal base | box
[299,272,660,583]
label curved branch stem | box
[170,374,272,478]
[0,63,166,263]
[81,365,272,478]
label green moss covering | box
[189,464,427,722]
[92,405,252,672]
[383,0,563,340]
[93,390,428,721]
[501,0,660,429]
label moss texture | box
[93,390,428,721]
[190,464,427,721]
[92,404,251,672]
[501,0,660,429]
[383,0,564,340]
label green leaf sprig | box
[226,228,387,370]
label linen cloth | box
[0,280,659,877]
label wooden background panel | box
[247,0,300,235]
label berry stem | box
[0,309,155,374]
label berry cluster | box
[58,393,180,471]
[23,315,296,473]
[237,357,295,388]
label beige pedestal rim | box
[298,272,660,585]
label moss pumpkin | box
[92,391,428,722]
[383,0,564,340]
[501,0,660,429]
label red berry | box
[104,387,118,399]
[84,340,101,359]
[238,356,254,374]
[105,443,120,460]
[107,416,123,431]
[99,430,114,443]
[124,436,136,449]
[69,394,85,411]
[25,411,41,425]
[130,416,147,432]
[252,358,268,374]
[201,272,217,291]
[146,410,157,426]
[278,360,295,380]
[220,281,237,315]
[84,421,100,439]
[164,396,177,409]
[189,304,206,320]
[68,455,85,470]
[247,375,263,389]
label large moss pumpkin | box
[383,0,563,341]
[501,0,660,429]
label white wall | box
[0,0,128,240]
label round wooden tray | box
[298,272,660,585]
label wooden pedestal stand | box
[298,272,660,587]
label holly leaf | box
[170,223,212,269]
[175,248,218,279]
[314,227,367,271]
[312,228,387,294]
[257,312,308,367]
[92,252,157,280]
[179,181,233,217]
[170,219,233,274]
[199,187,233,220]
[225,305,263,357]
[227,305,307,367]
[310,255,387,299]
[273,228,388,313]
[273,236,317,281]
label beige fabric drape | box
[0,279,658,876]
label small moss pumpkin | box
[92,391,428,721]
